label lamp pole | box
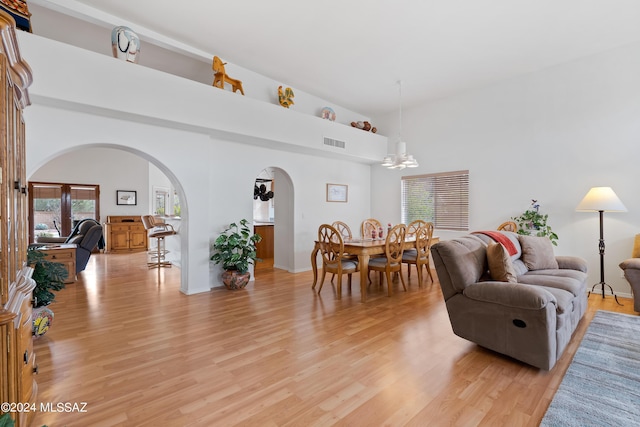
[591,209,622,305]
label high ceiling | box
[26,0,640,116]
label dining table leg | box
[311,243,319,289]
[359,254,370,303]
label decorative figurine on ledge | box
[351,121,377,133]
[212,56,245,95]
[111,26,140,63]
[278,86,295,108]
[321,107,336,121]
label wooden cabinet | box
[0,11,35,427]
[254,224,274,270]
[37,244,77,283]
[105,216,148,253]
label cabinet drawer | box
[43,250,74,261]
[110,224,131,231]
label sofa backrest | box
[431,235,488,300]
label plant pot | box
[222,270,251,290]
[32,306,54,338]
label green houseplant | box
[210,219,262,289]
[27,249,68,337]
[511,199,559,246]
[27,249,68,307]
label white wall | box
[30,147,150,218]
[20,32,375,294]
[372,41,640,298]
[28,3,371,128]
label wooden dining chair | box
[402,222,435,286]
[402,219,427,279]
[330,221,357,282]
[497,221,518,232]
[315,224,359,296]
[406,219,427,238]
[361,218,382,239]
[331,221,353,240]
[368,223,407,296]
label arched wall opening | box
[27,143,188,289]
[252,167,295,273]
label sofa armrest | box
[620,258,640,270]
[463,281,555,310]
[36,236,66,243]
[556,256,588,273]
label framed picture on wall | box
[116,190,137,205]
[326,183,348,203]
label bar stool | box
[141,215,177,268]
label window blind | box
[401,170,469,231]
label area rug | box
[541,310,640,426]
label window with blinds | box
[401,170,469,231]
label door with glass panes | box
[28,182,100,243]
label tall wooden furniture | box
[104,215,148,253]
[0,10,35,427]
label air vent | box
[323,137,346,149]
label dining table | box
[310,235,439,302]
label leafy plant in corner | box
[210,219,262,274]
[511,199,559,246]
[0,413,14,427]
[27,248,68,307]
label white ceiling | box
[26,0,640,116]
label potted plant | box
[210,219,262,290]
[511,199,559,246]
[27,248,68,337]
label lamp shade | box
[576,187,627,212]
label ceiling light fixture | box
[381,80,418,169]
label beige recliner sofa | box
[618,234,640,312]
[431,231,588,370]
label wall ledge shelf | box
[19,32,388,164]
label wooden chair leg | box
[385,270,393,296]
[416,263,423,287]
[336,273,342,297]
[317,269,327,293]
[426,264,434,282]
[399,269,407,292]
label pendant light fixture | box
[381,80,418,169]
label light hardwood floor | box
[31,252,635,426]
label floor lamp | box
[576,186,627,305]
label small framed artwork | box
[326,183,348,203]
[117,190,137,206]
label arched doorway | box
[27,144,187,287]
[252,167,294,273]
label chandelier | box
[381,80,418,169]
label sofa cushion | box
[525,284,574,316]
[517,272,585,297]
[473,231,522,261]
[519,235,559,270]
[486,241,517,283]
